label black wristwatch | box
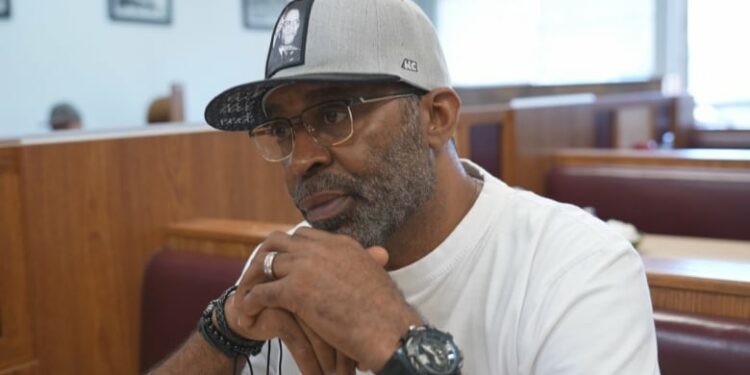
[377,325,463,375]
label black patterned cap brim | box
[204,73,401,131]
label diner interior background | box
[0,0,748,136]
[2,2,750,375]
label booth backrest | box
[546,165,750,240]
[140,250,750,374]
[139,250,245,372]
[656,309,750,375]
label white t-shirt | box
[243,162,660,374]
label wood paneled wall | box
[0,129,301,374]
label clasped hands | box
[223,228,423,375]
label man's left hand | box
[233,228,423,372]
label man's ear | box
[421,88,462,150]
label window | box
[688,0,750,129]
[435,0,655,86]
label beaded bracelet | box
[197,285,265,358]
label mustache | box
[292,172,364,208]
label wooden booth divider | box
[455,79,663,106]
[455,92,693,195]
[0,126,301,375]
[165,218,293,259]
[689,129,750,149]
[551,148,750,170]
[638,234,750,320]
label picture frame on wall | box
[243,0,292,30]
[109,0,172,25]
[241,0,436,30]
[0,0,10,19]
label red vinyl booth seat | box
[139,250,244,372]
[546,165,750,240]
[655,309,750,375]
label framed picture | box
[243,0,292,29]
[0,0,10,19]
[242,0,436,30]
[109,0,172,25]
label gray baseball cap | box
[204,0,450,131]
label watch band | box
[197,285,266,358]
[377,345,417,375]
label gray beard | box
[292,101,436,247]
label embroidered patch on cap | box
[401,58,419,72]
[265,0,314,78]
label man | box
[48,103,83,131]
[152,0,659,374]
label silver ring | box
[263,251,278,280]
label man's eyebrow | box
[265,84,380,116]
[304,85,361,102]
[264,89,344,117]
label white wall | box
[0,0,272,137]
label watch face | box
[405,328,462,374]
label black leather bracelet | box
[196,285,265,358]
[213,286,263,348]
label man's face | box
[280,9,301,45]
[263,83,437,247]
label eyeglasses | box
[249,91,422,162]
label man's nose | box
[286,126,331,176]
